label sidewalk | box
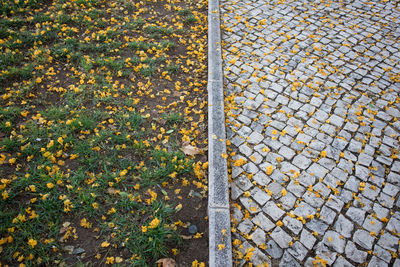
[220,0,400,266]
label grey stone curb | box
[207,0,232,265]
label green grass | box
[0,0,208,265]
[163,112,183,125]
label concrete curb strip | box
[207,0,232,265]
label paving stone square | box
[222,0,400,265]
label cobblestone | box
[377,232,399,252]
[353,229,375,250]
[346,207,366,224]
[252,213,274,232]
[323,230,346,254]
[270,227,293,249]
[345,241,368,263]
[223,0,400,265]
[237,219,254,235]
[368,256,388,267]
[265,239,283,259]
[262,201,285,221]
[280,251,301,267]
[283,216,303,235]
[251,228,266,246]
[373,244,392,263]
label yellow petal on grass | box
[80,218,91,228]
[57,137,63,145]
[119,169,128,176]
[106,257,114,264]
[70,154,79,160]
[148,218,160,229]
[175,203,182,211]
[101,241,110,247]
[28,239,37,248]
[21,110,29,117]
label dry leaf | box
[59,222,71,234]
[181,143,201,156]
[107,187,118,195]
[156,258,176,267]
[180,235,192,240]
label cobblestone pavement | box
[220,0,400,266]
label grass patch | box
[0,0,208,265]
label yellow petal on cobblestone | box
[281,189,287,196]
[266,165,273,175]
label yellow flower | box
[281,188,287,196]
[106,257,114,264]
[46,183,54,189]
[28,238,37,248]
[57,137,63,145]
[266,165,274,175]
[80,218,91,228]
[233,158,246,167]
[101,241,110,247]
[169,171,177,178]
[107,207,116,214]
[141,226,147,233]
[148,218,160,229]
[0,154,6,164]
[36,77,42,83]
